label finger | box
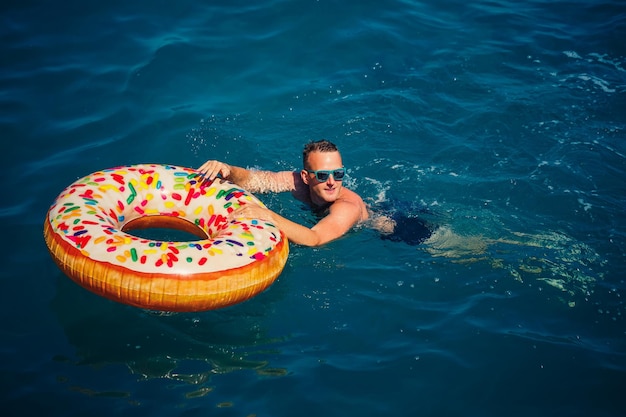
[227,205,246,221]
[213,164,229,180]
[197,161,220,180]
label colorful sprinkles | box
[46,164,283,274]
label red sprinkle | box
[112,174,125,185]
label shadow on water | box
[380,213,434,246]
[372,199,437,246]
[50,272,288,387]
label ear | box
[300,169,310,185]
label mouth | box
[324,187,338,195]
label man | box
[198,139,370,247]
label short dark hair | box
[303,139,338,168]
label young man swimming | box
[198,139,371,247]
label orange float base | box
[43,217,289,312]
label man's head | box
[302,139,339,169]
[301,140,345,206]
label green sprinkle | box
[127,182,137,204]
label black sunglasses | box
[306,168,346,182]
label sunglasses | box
[306,168,346,182]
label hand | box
[197,160,231,181]
[228,203,275,223]
[370,214,396,235]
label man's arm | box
[230,199,362,247]
[198,160,364,246]
[197,160,296,193]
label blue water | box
[2,0,625,415]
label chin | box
[312,193,334,206]
[322,190,339,202]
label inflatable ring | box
[43,163,289,312]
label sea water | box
[2,1,625,416]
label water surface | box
[2,1,625,416]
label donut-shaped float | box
[43,163,289,312]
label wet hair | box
[302,139,339,168]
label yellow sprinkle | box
[94,236,106,244]
[164,201,175,208]
[144,249,157,255]
[206,187,216,197]
[194,206,202,215]
[145,193,153,201]
[116,255,126,263]
[139,174,151,189]
[99,184,118,192]
[145,209,159,215]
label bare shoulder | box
[334,188,370,222]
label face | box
[301,151,344,206]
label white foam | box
[578,74,616,93]
[577,198,592,212]
[563,50,582,59]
